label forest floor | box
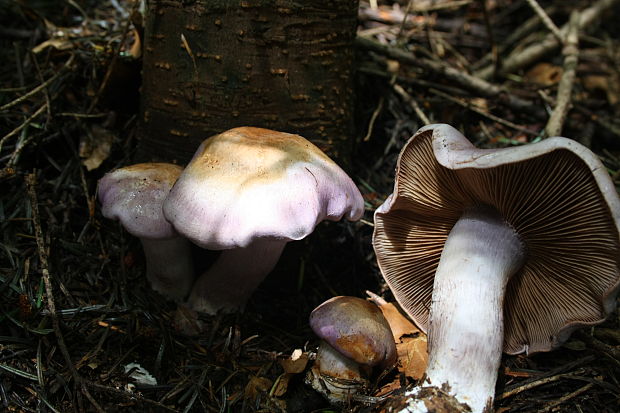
[1,0,620,412]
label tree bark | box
[138,0,359,164]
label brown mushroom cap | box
[163,127,364,250]
[373,124,620,355]
[310,296,397,369]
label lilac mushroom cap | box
[307,296,397,403]
[98,163,194,301]
[163,127,365,314]
[373,124,620,412]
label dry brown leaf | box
[278,350,309,374]
[244,376,273,401]
[32,38,75,54]
[583,75,620,106]
[79,124,115,171]
[271,373,292,397]
[272,350,310,397]
[525,63,562,87]
[366,291,428,380]
[397,332,428,380]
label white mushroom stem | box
[411,207,525,413]
[141,237,195,302]
[187,238,287,314]
[307,341,368,404]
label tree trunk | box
[138,0,359,164]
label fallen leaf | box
[80,124,115,170]
[273,350,310,397]
[525,63,562,87]
[583,74,620,106]
[271,373,291,397]
[366,291,428,380]
[32,38,74,54]
[244,375,273,401]
[278,350,309,374]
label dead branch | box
[475,0,619,80]
[524,0,562,43]
[545,12,580,137]
[26,173,104,413]
[429,88,537,136]
[471,6,557,72]
[355,36,544,118]
[392,83,431,124]
[0,103,48,153]
[0,55,74,112]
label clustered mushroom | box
[98,127,364,314]
[307,296,397,404]
[373,124,620,412]
[98,123,620,411]
[163,127,365,314]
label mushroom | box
[98,163,194,301]
[163,127,364,314]
[307,296,397,404]
[372,124,620,412]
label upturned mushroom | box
[373,124,620,412]
[163,127,364,314]
[307,296,397,404]
[98,163,194,301]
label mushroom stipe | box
[373,124,620,413]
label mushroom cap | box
[163,127,364,250]
[373,124,620,355]
[309,296,397,368]
[98,163,183,239]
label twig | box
[429,88,537,136]
[538,89,620,139]
[524,0,563,43]
[475,0,619,79]
[545,12,580,137]
[498,371,575,400]
[363,95,386,142]
[26,173,104,413]
[0,55,74,112]
[535,382,595,412]
[31,52,52,121]
[392,83,430,124]
[0,103,47,154]
[478,0,499,78]
[359,65,467,97]
[471,6,557,72]
[355,36,544,118]
[498,355,595,400]
[410,0,472,12]
[363,71,394,142]
[577,331,620,362]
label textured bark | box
[138,0,359,164]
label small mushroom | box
[163,127,364,314]
[98,163,194,301]
[307,296,397,404]
[373,124,620,412]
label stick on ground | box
[26,173,104,413]
[545,11,580,138]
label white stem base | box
[141,237,194,302]
[187,238,287,314]
[411,207,524,413]
[306,341,368,404]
